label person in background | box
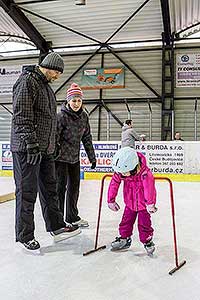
[121,119,140,148]
[140,134,146,141]
[174,131,184,141]
[55,83,96,228]
[107,147,157,255]
[11,52,81,253]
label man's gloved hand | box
[147,204,158,214]
[91,161,96,169]
[26,143,42,165]
[108,202,120,211]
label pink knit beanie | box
[66,83,83,102]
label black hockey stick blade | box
[169,260,186,275]
[83,245,106,256]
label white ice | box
[0,177,199,300]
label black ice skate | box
[50,224,81,242]
[111,236,132,251]
[23,239,40,253]
[144,240,155,256]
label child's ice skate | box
[144,240,155,256]
[111,236,132,251]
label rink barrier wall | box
[83,172,200,181]
[1,170,200,182]
[1,141,200,181]
[1,170,200,181]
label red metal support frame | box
[83,174,186,275]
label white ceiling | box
[0,0,200,54]
[15,0,163,47]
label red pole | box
[94,174,112,249]
[155,177,186,274]
[83,174,112,255]
[155,177,178,266]
[84,174,186,274]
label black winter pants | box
[55,161,80,224]
[12,152,66,243]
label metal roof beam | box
[0,32,34,43]
[160,0,172,45]
[18,5,101,45]
[88,104,100,116]
[175,21,200,38]
[101,100,123,126]
[18,0,59,4]
[81,98,161,104]
[0,0,50,53]
[0,104,13,115]
[106,44,160,98]
[3,97,162,106]
[105,0,151,43]
[55,45,103,94]
[124,99,131,115]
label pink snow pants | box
[119,206,154,244]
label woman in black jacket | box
[55,83,96,227]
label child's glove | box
[108,202,120,211]
[147,204,157,214]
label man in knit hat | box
[55,82,96,228]
[11,53,81,253]
[40,52,64,72]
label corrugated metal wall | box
[0,46,200,142]
[81,50,162,141]
[84,102,162,141]
[0,105,12,142]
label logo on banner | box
[2,144,13,170]
[181,55,189,62]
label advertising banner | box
[135,142,184,174]
[80,142,119,172]
[0,66,22,95]
[80,141,185,174]
[1,141,200,175]
[176,54,200,87]
[81,67,125,89]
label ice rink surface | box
[0,177,199,300]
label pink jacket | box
[107,152,156,211]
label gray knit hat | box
[40,52,64,73]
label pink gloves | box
[108,202,120,211]
[147,204,157,214]
[108,202,157,213]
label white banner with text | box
[1,141,200,174]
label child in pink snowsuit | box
[107,146,157,254]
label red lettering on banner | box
[81,158,111,166]
[97,158,111,165]
[81,158,89,165]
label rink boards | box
[0,141,200,181]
